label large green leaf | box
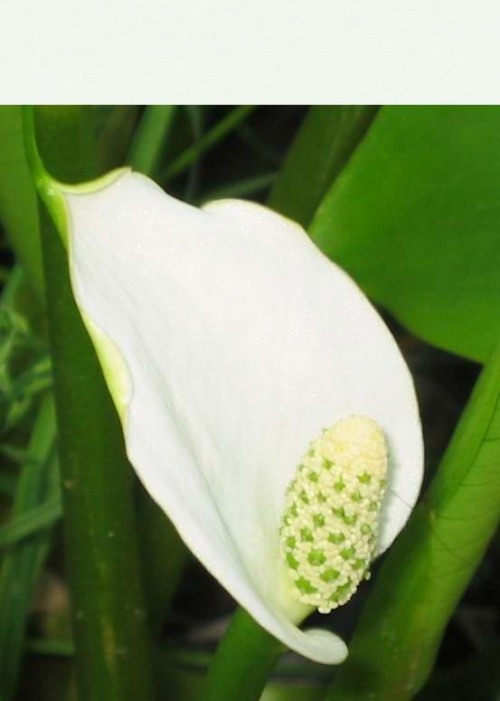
[326,340,500,700]
[311,106,500,362]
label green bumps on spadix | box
[280,416,387,613]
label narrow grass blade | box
[0,493,62,548]
[198,172,276,203]
[0,395,57,700]
[163,105,257,183]
[129,105,177,177]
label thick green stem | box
[326,340,500,700]
[25,106,156,701]
[198,608,284,701]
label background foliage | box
[0,106,498,700]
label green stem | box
[129,106,177,176]
[326,340,500,700]
[198,608,284,701]
[24,106,156,701]
[163,105,257,183]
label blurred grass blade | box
[0,493,62,548]
[326,340,500,700]
[0,107,43,299]
[0,395,57,700]
[0,471,17,498]
[199,172,276,203]
[163,105,257,183]
[129,105,177,176]
[268,106,378,227]
[183,105,204,201]
[25,106,156,701]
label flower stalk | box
[23,106,156,701]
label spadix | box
[48,168,423,664]
[280,415,387,613]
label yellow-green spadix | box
[53,169,423,664]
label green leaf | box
[326,339,500,700]
[268,106,378,227]
[0,107,43,298]
[311,106,500,362]
[24,106,156,701]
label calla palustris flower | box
[49,169,423,664]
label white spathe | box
[59,170,423,664]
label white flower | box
[55,169,423,664]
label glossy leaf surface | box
[312,106,500,362]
